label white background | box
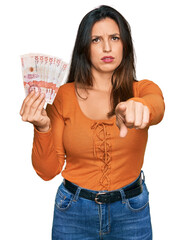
[0,0,184,239]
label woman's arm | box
[132,80,165,126]
[32,89,65,180]
[115,80,165,137]
[20,89,65,180]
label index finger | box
[20,90,35,115]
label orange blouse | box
[32,80,165,191]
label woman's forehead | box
[91,18,120,36]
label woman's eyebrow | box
[111,33,120,36]
[91,33,120,38]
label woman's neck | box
[91,70,113,92]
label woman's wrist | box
[35,121,51,133]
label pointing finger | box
[116,112,128,138]
[119,123,128,138]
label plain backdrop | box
[1,0,184,239]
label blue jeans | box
[52,174,152,240]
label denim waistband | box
[62,171,145,204]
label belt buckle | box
[95,192,107,204]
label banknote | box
[21,53,68,104]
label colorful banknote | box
[20,53,68,104]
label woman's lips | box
[101,56,114,63]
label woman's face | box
[90,18,123,76]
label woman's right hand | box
[20,91,51,132]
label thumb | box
[115,102,127,116]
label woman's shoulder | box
[59,82,75,91]
[51,82,76,114]
[133,79,163,96]
[56,82,75,97]
[133,79,155,87]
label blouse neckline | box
[71,82,116,123]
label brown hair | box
[67,5,137,117]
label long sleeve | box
[32,87,65,180]
[132,80,165,126]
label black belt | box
[63,175,143,204]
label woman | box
[20,5,165,240]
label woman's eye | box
[92,37,100,43]
[112,36,120,41]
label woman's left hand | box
[115,100,150,138]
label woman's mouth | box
[101,56,114,63]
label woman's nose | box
[103,40,111,52]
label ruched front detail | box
[91,121,113,190]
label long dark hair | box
[67,5,137,117]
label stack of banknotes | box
[21,53,68,104]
